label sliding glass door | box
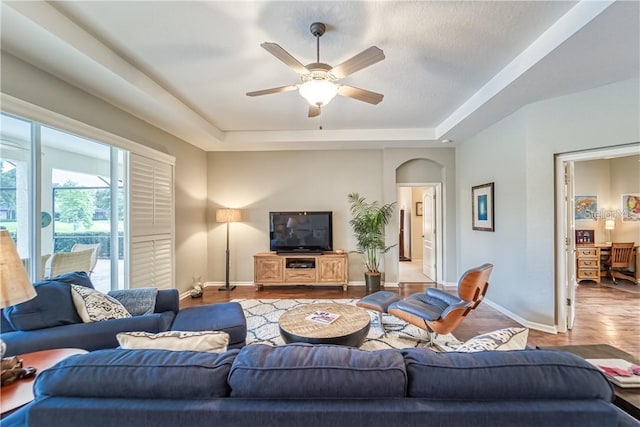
[1,112,126,291]
[0,114,34,273]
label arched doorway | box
[396,159,444,285]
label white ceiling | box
[1,1,638,151]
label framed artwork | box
[621,193,640,222]
[575,229,594,245]
[575,196,597,220]
[472,182,494,231]
[415,202,423,216]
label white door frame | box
[422,189,436,280]
[397,183,443,285]
[555,144,639,333]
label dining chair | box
[71,243,101,275]
[21,254,52,280]
[49,249,94,278]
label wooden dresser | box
[576,246,601,284]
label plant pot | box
[364,271,382,293]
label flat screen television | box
[269,211,333,254]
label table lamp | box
[216,208,242,291]
[604,218,615,243]
[0,230,37,357]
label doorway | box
[555,144,639,333]
[397,184,442,283]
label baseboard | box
[482,298,558,334]
[203,281,253,288]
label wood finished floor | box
[181,281,639,359]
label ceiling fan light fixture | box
[298,79,338,107]
[248,21,384,116]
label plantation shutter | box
[129,153,174,290]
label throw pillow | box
[71,284,131,322]
[3,271,95,331]
[455,327,529,352]
[108,288,158,316]
[116,330,229,353]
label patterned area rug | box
[234,298,463,351]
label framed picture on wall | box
[472,182,494,231]
[416,202,423,216]
[621,193,640,222]
[575,196,597,220]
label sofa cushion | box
[402,348,614,401]
[108,288,158,316]
[171,302,247,348]
[71,285,131,322]
[455,327,529,352]
[35,348,239,399]
[229,343,407,398]
[117,330,229,353]
[3,272,94,331]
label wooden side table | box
[1,348,87,417]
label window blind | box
[129,153,174,289]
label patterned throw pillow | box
[455,327,529,352]
[71,284,131,323]
[116,330,229,353]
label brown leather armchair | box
[388,263,493,344]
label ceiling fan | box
[246,22,385,118]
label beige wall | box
[1,52,210,294]
[206,150,384,283]
[207,148,456,286]
[609,155,640,243]
[457,78,640,329]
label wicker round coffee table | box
[278,303,371,347]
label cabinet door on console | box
[318,256,347,283]
[255,257,284,283]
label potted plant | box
[347,192,397,292]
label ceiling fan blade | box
[330,46,385,79]
[308,105,321,118]
[246,85,298,97]
[261,42,309,75]
[338,85,384,105]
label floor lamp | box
[216,208,242,291]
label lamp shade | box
[0,230,36,308]
[216,208,242,223]
[299,80,338,107]
[605,218,616,230]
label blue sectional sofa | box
[4,343,638,427]
[1,272,247,356]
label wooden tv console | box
[254,252,348,290]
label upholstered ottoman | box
[356,291,402,335]
[171,302,247,349]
